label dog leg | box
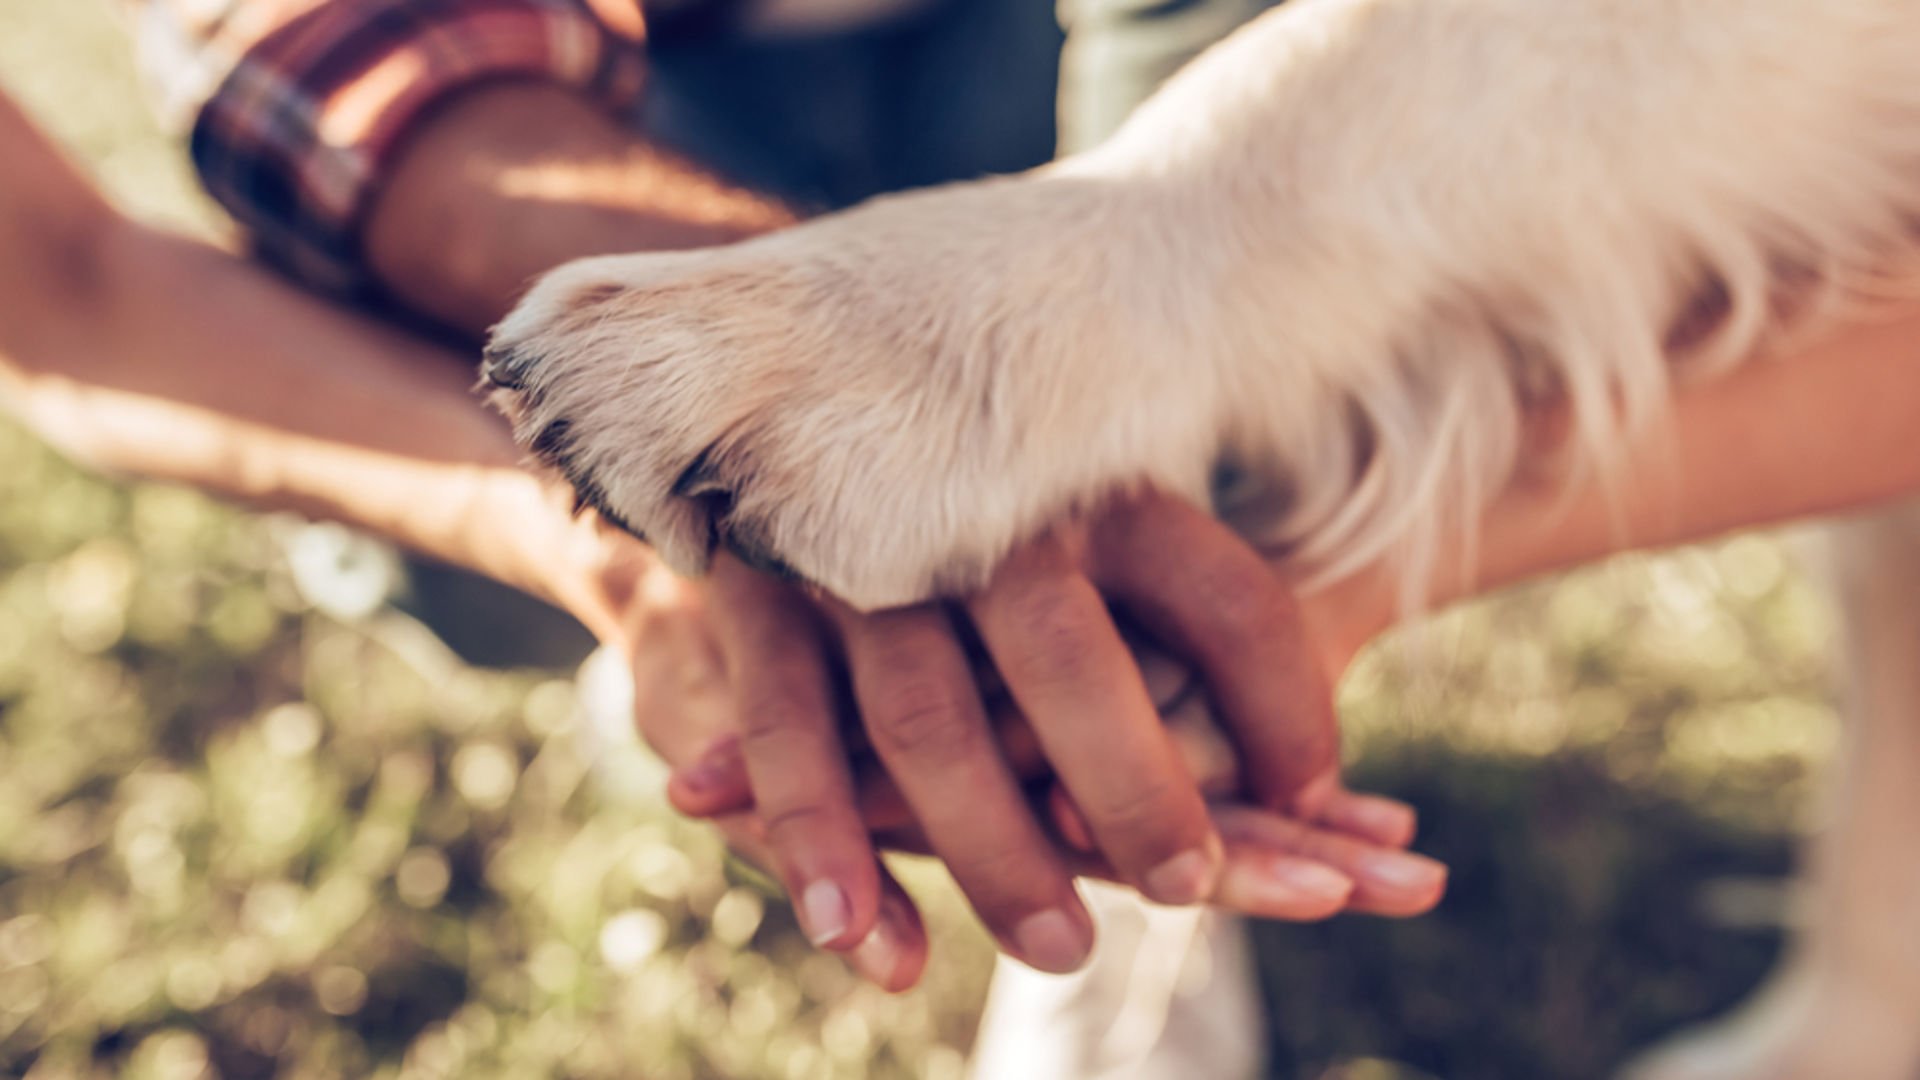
[489,0,1920,612]
[1623,505,1920,1080]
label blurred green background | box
[0,3,1843,1077]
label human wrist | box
[455,467,659,645]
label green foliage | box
[0,412,993,1079]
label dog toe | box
[479,339,542,391]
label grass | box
[0,3,1843,1077]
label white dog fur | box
[488,0,1920,614]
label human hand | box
[610,558,940,989]
[661,490,1447,983]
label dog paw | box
[484,176,1226,609]
[487,0,1920,612]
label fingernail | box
[799,880,852,947]
[1144,843,1221,905]
[1264,860,1354,902]
[851,929,900,989]
[851,914,905,989]
[1013,909,1091,973]
[1359,851,1448,892]
[1356,800,1417,844]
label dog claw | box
[529,419,578,469]
[672,445,727,498]
[723,529,800,582]
[480,342,537,390]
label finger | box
[1314,783,1419,849]
[666,734,753,817]
[1212,848,1356,921]
[1053,815,1356,922]
[840,708,1402,846]
[707,555,879,950]
[849,867,930,992]
[1061,810,1434,922]
[853,691,1060,833]
[714,812,928,990]
[668,734,924,831]
[1089,492,1339,813]
[854,695,1051,833]
[990,785,1422,921]
[968,537,1222,906]
[1212,805,1448,917]
[1135,644,1417,844]
[1050,785,1094,852]
[830,600,1095,974]
[670,739,930,835]
[1158,686,1251,798]
[1286,769,1420,849]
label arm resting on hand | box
[365,82,796,337]
[1307,307,1920,666]
[0,93,642,640]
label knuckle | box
[737,694,823,747]
[999,584,1103,684]
[733,645,825,714]
[869,678,980,760]
[1083,778,1187,847]
[758,800,843,844]
[722,589,814,653]
[1191,564,1288,648]
[951,845,1059,912]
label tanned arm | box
[363,83,796,337]
[1308,309,1920,668]
[0,93,640,640]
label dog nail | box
[480,343,536,389]
[672,445,726,497]
[530,418,573,460]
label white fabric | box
[970,885,1264,1080]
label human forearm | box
[1306,304,1920,664]
[364,83,796,337]
[1478,313,1920,585]
[0,213,639,640]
